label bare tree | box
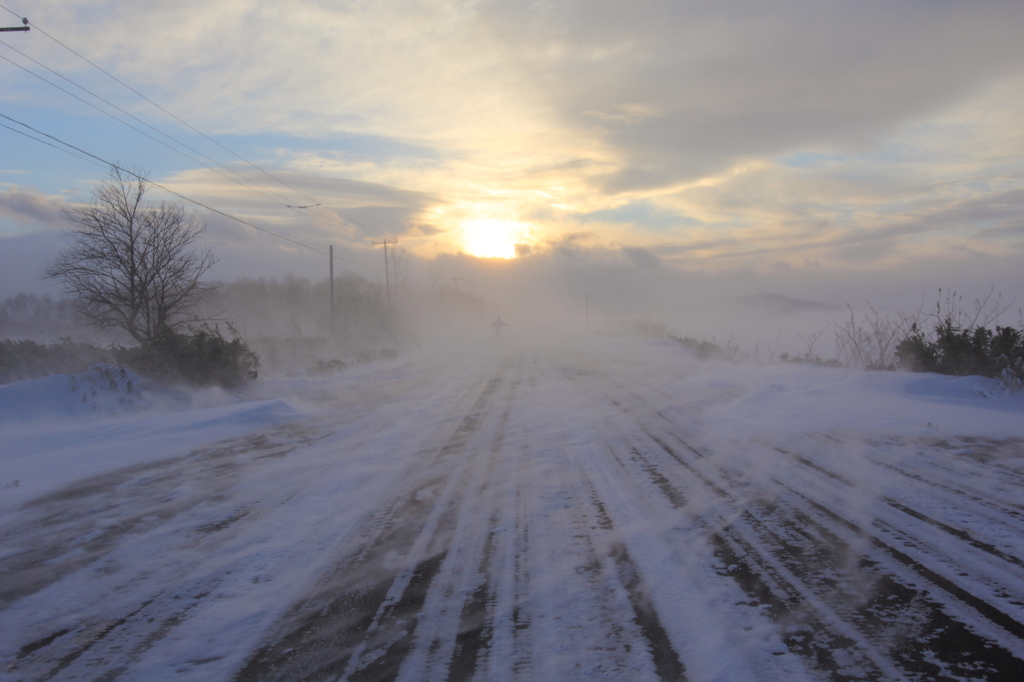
[834,302,920,369]
[44,166,218,344]
[798,323,831,361]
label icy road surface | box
[1,339,1023,681]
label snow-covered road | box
[2,339,1023,681]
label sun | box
[461,218,525,259]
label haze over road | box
[2,341,1023,681]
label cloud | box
[4,0,1024,306]
[29,1,1023,195]
[0,188,68,230]
[157,168,443,245]
[978,223,1024,239]
[474,0,1024,190]
[0,230,66,299]
[622,246,659,269]
[416,224,444,236]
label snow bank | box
[0,364,144,422]
[4,345,1021,512]
[0,365,300,508]
[682,362,1024,442]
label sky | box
[1,0,1024,316]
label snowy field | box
[1,337,1023,681]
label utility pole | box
[384,242,390,305]
[373,238,397,305]
[586,294,589,332]
[0,18,29,32]
[329,245,335,336]
[450,277,463,292]
[389,240,398,298]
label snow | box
[0,339,1022,681]
[0,365,299,507]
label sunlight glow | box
[461,218,526,259]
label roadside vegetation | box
[0,165,410,389]
[895,291,1024,391]
[0,327,257,389]
[634,288,1024,391]
[0,272,416,387]
[0,338,113,386]
[2,165,266,390]
[3,162,1021,395]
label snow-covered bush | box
[115,325,259,389]
[894,293,1024,391]
[68,363,145,407]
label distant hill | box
[732,293,842,315]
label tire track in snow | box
[557,367,786,680]
[233,368,511,681]
[770,445,1024,635]
[1,424,339,682]
[871,453,1024,522]
[775,447,1024,570]
[0,424,322,611]
[658,432,1024,679]
[865,436,1024,518]
[375,357,677,681]
[578,372,1024,680]
[745,441,1024,649]
[565,366,1024,679]
[11,351,1021,681]
[4,362,511,682]
[445,519,496,682]
[394,363,523,681]
[474,381,534,681]
[420,359,668,681]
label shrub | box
[308,358,348,376]
[669,335,723,360]
[353,348,398,364]
[894,324,938,373]
[834,303,919,369]
[896,318,1024,389]
[0,338,112,385]
[116,325,259,388]
[778,352,842,368]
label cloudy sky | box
[2,0,1024,310]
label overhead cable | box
[0,111,376,271]
[0,2,380,239]
[0,42,378,241]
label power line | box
[0,120,104,168]
[0,40,314,209]
[0,111,377,271]
[0,3,316,204]
[0,42,379,242]
[0,2,382,240]
[0,52,290,205]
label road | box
[2,346,1023,681]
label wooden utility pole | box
[329,245,335,336]
[389,240,398,299]
[384,244,389,304]
[373,238,397,304]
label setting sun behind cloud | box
[461,218,528,259]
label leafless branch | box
[43,165,217,344]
